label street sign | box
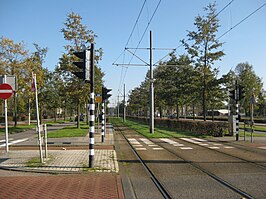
[0,84,13,99]
[95,96,102,103]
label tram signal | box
[72,49,90,82]
[229,89,236,101]
[238,85,245,101]
[102,87,112,102]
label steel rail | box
[115,124,255,199]
[155,129,266,170]
[151,137,255,199]
[115,126,173,199]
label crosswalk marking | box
[153,148,164,150]
[180,147,193,150]
[0,138,29,147]
[208,146,220,149]
[129,138,164,151]
[135,148,147,151]
[180,138,235,150]
[160,138,191,149]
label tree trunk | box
[176,104,179,119]
[193,103,195,120]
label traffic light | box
[102,87,112,102]
[238,85,245,100]
[229,89,236,100]
[72,49,90,82]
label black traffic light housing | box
[229,89,236,101]
[102,87,112,102]
[72,49,90,82]
[238,85,245,101]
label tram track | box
[155,129,266,170]
[114,124,260,199]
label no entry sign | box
[0,83,13,99]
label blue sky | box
[1,0,266,107]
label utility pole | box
[117,95,120,118]
[123,84,126,122]
[114,31,174,133]
[150,31,154,134]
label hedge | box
[127,116,228,137]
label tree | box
[57,12,104,128]
[0,37,29,126]
[234,62,263,115]
[182,2,225,120]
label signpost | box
[0,80,14,152]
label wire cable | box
[217,2,266,40]
[125,0,147,48]
[154,0,235,65]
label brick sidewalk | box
[0,149,119,173]
[0,173,124,199]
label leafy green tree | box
[182,2,225,120]
[235,62,263,115]
[0,37,29,126]
[56,12,104,128]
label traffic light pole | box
[89,43,95,168]
[101,102,105,142]
[236,99,239,141]
[235,81,239,141]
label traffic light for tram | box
[229,89,236,101]
[238,85,245,101]
[102,87,112,102]
[72,49,90,82]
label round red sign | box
[0,83,13,99]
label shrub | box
[127,116,228,137]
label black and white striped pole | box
[235,81,240,141]
[236,99,239,141]
[89,43,95,168]
[101,102,105,142]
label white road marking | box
[208,146,220,149]
[224,146,235,149]
[191,138,207,142]
[153,148,164,150]
[199,143,208,146]
[180,138,201,144]
[0,138,29,147]
[180,147,193,150]
[135,148,147,151]
[161,138,191,149]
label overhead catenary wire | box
[115,0,147,96]
[116,0,162,94]
[120,0,162,89]
[154,0,235,65]
[217,2,266,40]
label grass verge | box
[47,125,89,138]
[0,124,36,135]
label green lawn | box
[47,125,89,138]
[0,124,36,135]
[240,124,266,132]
